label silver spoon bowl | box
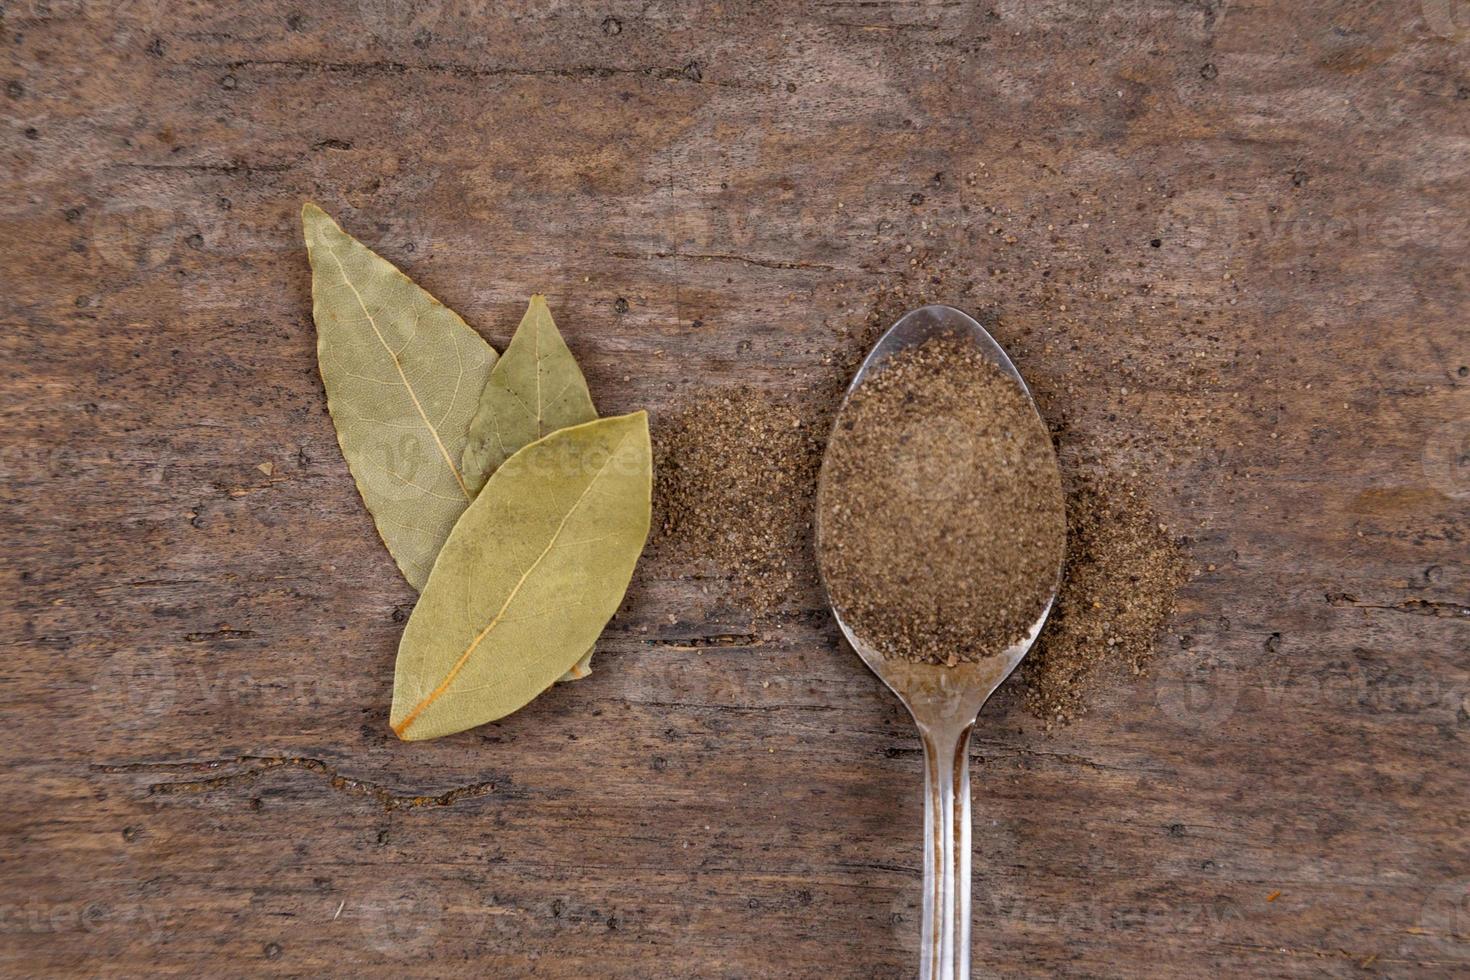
[815,304,1064,980]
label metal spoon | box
[815,305,1065,980]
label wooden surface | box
[3,1,1468,976]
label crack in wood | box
[195,59,763,89]
[835,860,921,876]
[651,632,762,649]
[1325,592,1468,619]
[92,757,501,811]
[111,161,295,175]
[182,628,257,642]
[886,739,1153,777]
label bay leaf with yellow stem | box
[302,203,498,590]
[390,412,652,741]
[461,294,597,495]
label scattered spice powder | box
[1020,472,1190,725]
[652,389,824,619]
[816,337,1066,666]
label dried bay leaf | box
[303,203,498,590]
[390,412,652,740]
[461,294,601,684]
[461,295,597,496]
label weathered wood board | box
[2,1,1467,976]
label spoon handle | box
[920,722,974,980]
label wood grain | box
[2,1,1467,976]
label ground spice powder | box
[815,337,1066,666]
[1020,473,1190,725]
[653,389,823,619]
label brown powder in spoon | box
[816,336,1066,665]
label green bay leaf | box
[390,412,652,741]
[303,203,498,590]
[461,295,597,496]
